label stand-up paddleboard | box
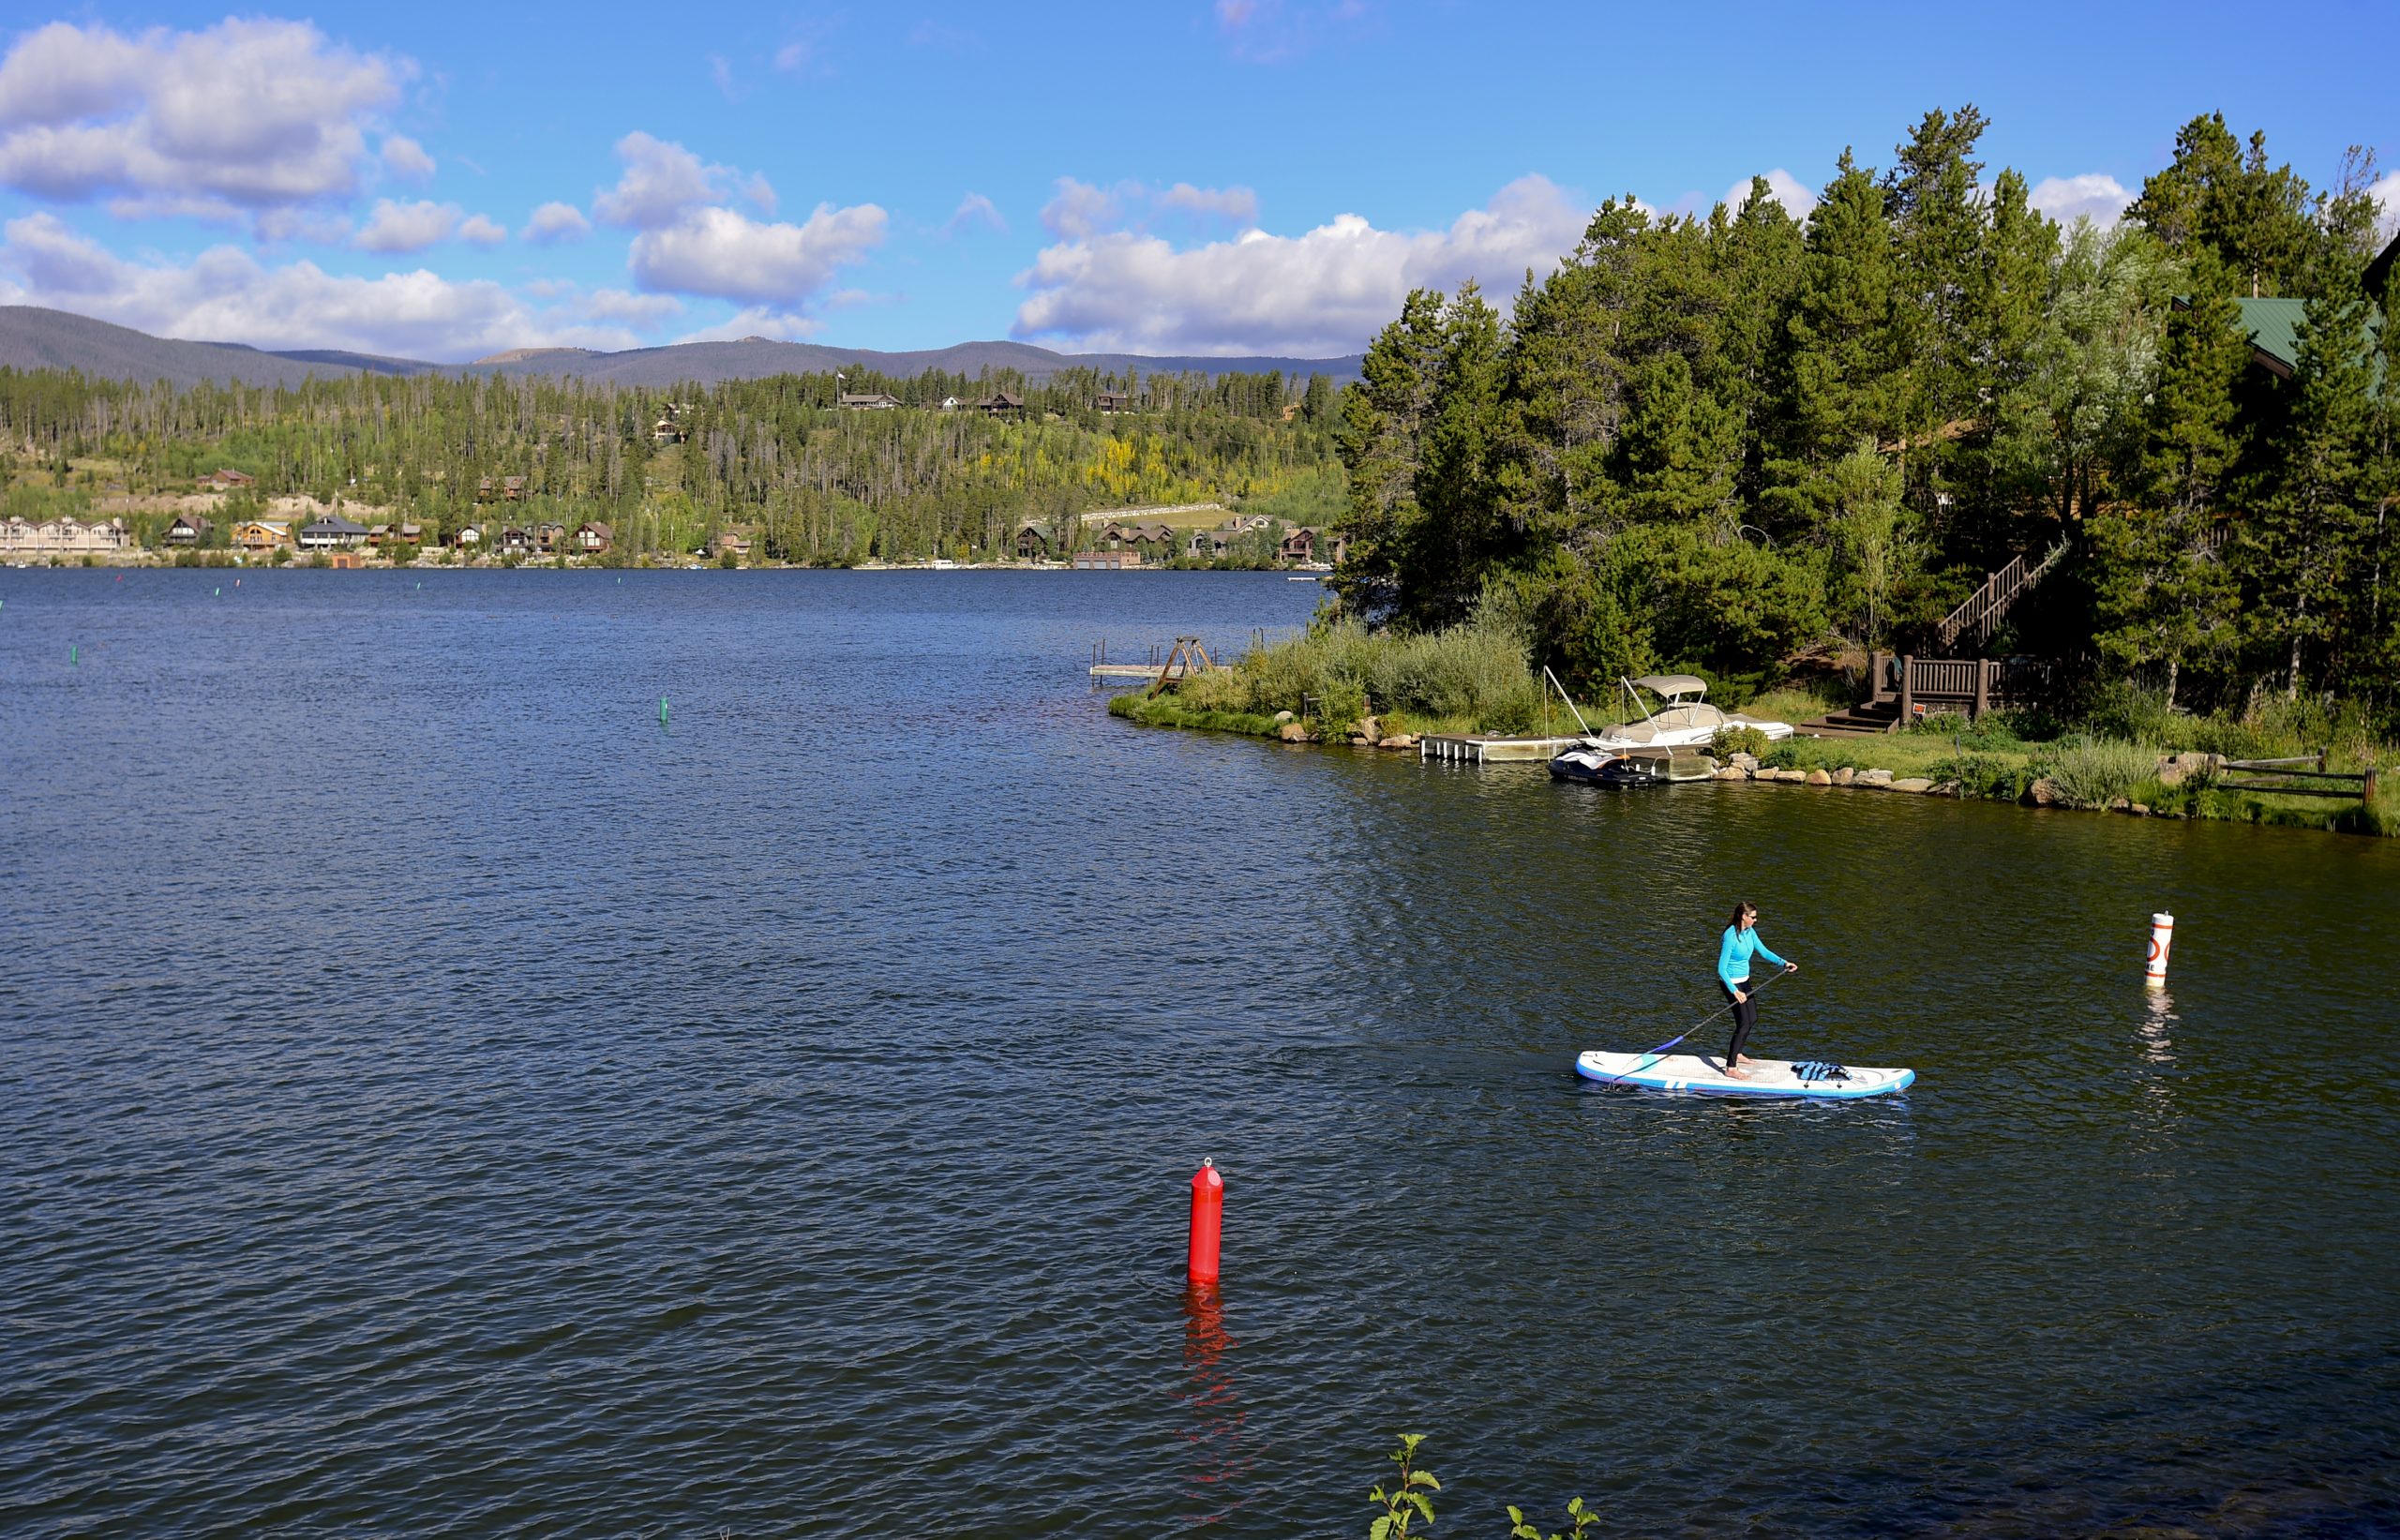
[1576,1049,1912,1099]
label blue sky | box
[1,1,2394,362]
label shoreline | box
[1108,691,2396,840]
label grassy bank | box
[1107,622,2396,838]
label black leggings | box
[1724,979,1759,1067]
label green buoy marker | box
[659,696,669,725]
[70,644,79,665]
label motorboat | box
[1549,742,1720,785]
[1572,675,1793,753]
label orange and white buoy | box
[2145,912,2175,988]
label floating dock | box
[1418,734,1583,764]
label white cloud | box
[941,191,1007,237]
[595,130,767,229]
[1156,182,1259,225]
[2029,172,2132,228]
[582,288,683,323]
[674,307,822,343]
[774,41,812,71]
[0,211,638,359]
[1723,169,1816,219]
[458,213,506,247]
[523,201,591,243]
[0,19,407,210]
[1041,177,1130,239]
[1013,174,1587,356]
[381,134,434,182]
[2372,171,2400,244]
[629,202,888,307]
[355,199,463,252]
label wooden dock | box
[1090,663,1207,680]
[1419,733,1582,765]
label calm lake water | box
[3,568,2394,1537]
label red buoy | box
[1187,1158,1222,1286]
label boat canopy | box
[1628,674,1708,697]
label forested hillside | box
[1333,108,2400,721]
[0,363,1343,562]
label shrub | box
[1182,609,1543,734]
[1937,752,2032,801]
[1712,725,1773,760]
[2036,735,2157,809]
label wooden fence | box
[2216,754,2380,802]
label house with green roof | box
[2228,228,2395,394]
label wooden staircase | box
[1803,699,1904,737]
[1937,538,2071,650]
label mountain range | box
[0,307,1364,391]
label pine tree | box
[1333,289,1448,620]
[2128,114,2315,298]
[1404,283,1508,628]
[2243,264,2375,696]
[1776,152,1902,486]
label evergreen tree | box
[1774,153,1902,501]
[2129,114,2316,298]
[1332,289,1448,620]
[1404,283,1508,628]
[2242,261,2376,695]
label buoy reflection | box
[1178,1283,1250,1525]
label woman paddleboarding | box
[1718,902,1797,1079]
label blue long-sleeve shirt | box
[1718,925,1787,988]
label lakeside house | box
[839,391,902,410]
[500,526,533,553]
[198,469,256,490]
[577,521,612,554]
[1280,526,1348,564]
[165,513,213,546]
[1015,522,1053,561]
[976,390,1026,417]
[453,525,482,549]
[536,521,565,554]
[233,519,292,551]
[1099,519,1176,558]
[476,476,528,502]
[712,530,753,559]
[1072,548,1142,570]
[1,516,130,555]
[297,515,368,550]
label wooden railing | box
[1938,539,2071,649]
[1869,653,2060,721]
[2217,754,2381,802]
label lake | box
[3,568,2393,1535]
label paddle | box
[1592,966,1793,1083]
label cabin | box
[1279,527,1319,563]
[1093,391,1132,413]
[165,513,214,546]
[199,469,256,490]
[1072,548,1141,570]
[712,530,753,559]
[367,523,390,547]
[839,391,902,410]
[1101,519,1175,557]
[393,521,424,547]
[939,396,963,411]
[499,526,534,554]
[233,520,292,551]
[1015,522,1052,561]
[577,521,612,553]
[536,521,566,554]
[296,515,368,550]
[0,516,128,554]
[652,403,688,442]
[976,390,1026,417]
[453,525,483,549]
[1187,527,1235,560]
